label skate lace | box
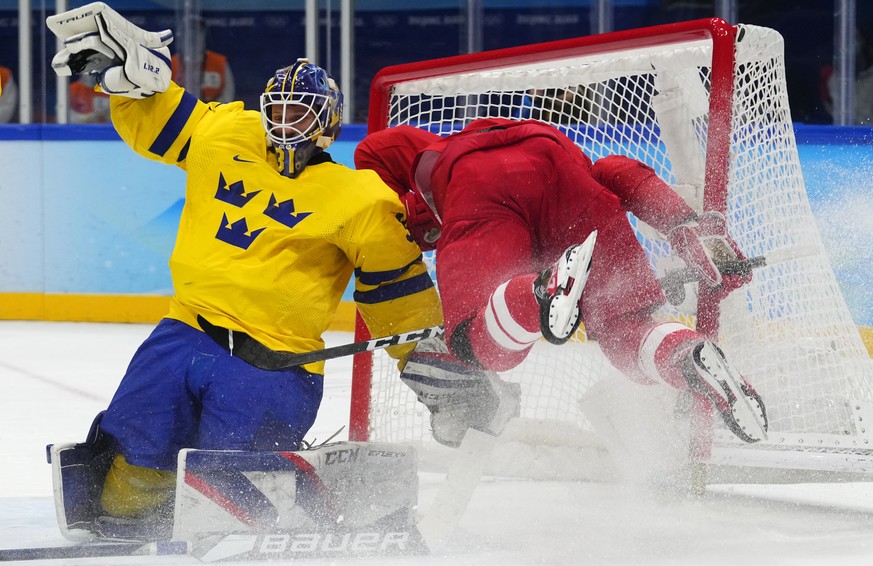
[299,426,345,450]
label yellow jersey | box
[111,82,442,373]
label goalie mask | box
[261,59,343,178]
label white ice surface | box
[2,321,873,565]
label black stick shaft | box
[249,256,767,370]
[273,325,445,368]
[0,541,188,561]
[275,257,767,368]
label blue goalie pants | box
[101,318,325,470]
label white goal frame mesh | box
[349,19,873,481]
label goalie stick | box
[263,325,445,369]
[254,256,765,370]
[0,528,427,562]
[14,259,768,559]
[0,541,189,561]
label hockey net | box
[350,19,873,483]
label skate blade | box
[694,343,768,443]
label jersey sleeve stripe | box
[148,91,198,158]
[354,255,422,286]
[177,138,191,162]
[353,272,434,304]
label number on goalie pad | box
[173,443,420,543]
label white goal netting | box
[355,21,873,481]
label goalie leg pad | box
[48,411,116,542]
[682,342,768,443]
[174,443,420,542]
[534,231,596,345]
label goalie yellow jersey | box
[111,82,442,373]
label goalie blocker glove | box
[533,231,596,345]
[400,338,521,448]
[47,2,173,98]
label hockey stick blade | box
[661,255,766,306]
[0,541,189,561]
[266,325,445,369]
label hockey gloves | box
[400,192,441,252]
[400,337,521,448]
[668,212,752,300]
[533,232,596,345]
[47,2,173,99]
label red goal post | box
[349,19,873,482]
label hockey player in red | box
[355,119,768,445]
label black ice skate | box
[683,341,768,443]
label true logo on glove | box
[53,8,99,27]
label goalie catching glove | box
[400,337,521,448]
[47,2,173,98]
[668,211,752,299]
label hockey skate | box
[682,342,768,443]
[534,231,596,345]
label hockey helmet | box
[261,58,343,178]
[354,126,443,250]
[354,125,440,197]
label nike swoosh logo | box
[233,154,256,163]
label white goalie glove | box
[400,337,521,448]
[46,2,173,99]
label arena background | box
[1,125,872,345]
